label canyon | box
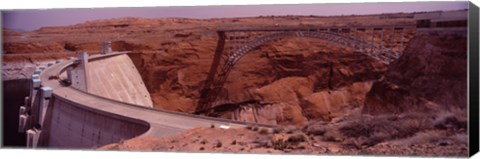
[2,12,468,156]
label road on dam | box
[33,53,272,148]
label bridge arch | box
[226,31,400,67]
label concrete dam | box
[17,51,259,149]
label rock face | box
[212,78,374,126]
[2,53,72,80]
[303,81,373,121]
[363,34,467,115]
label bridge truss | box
[196,25,416,113]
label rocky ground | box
[99,110,468,157]
[2,11,468,157]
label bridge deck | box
[217,24,416,32]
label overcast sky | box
[1,1,469,32]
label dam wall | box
[44,95,149,148]
[19,52,152,148]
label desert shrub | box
[272,139,288,150]
[231,140,237,145]
[297,144,306,149]
[270,134,308,150]
[272,127,283,134]
[339,120,374,138]
[305,125,326,136]
[283,125,297,134]
[253,136,272,148]
[339,113,433,146]
[450,133,468,145]
[321,129,344,142]
[342,138,361,149]
[259,128,269,135]
[287,134,307,143]
[387,131,444,146]
[215,141,222,148]
[323,135,337,142]
[246,124,259,131]
[200,139,208,145]
[237,141,247,146]
[433,113,467,130]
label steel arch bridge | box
[196,25,416,113]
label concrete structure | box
[414,10,468,28]
[68,52,89,91]
[33,68,41,75]
[18,52,269,149]
[31,74,39,80]
[37,87,53,127]
[101,41,112,54]
[26,129,41,148]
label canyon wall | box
[364,34,467,115]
